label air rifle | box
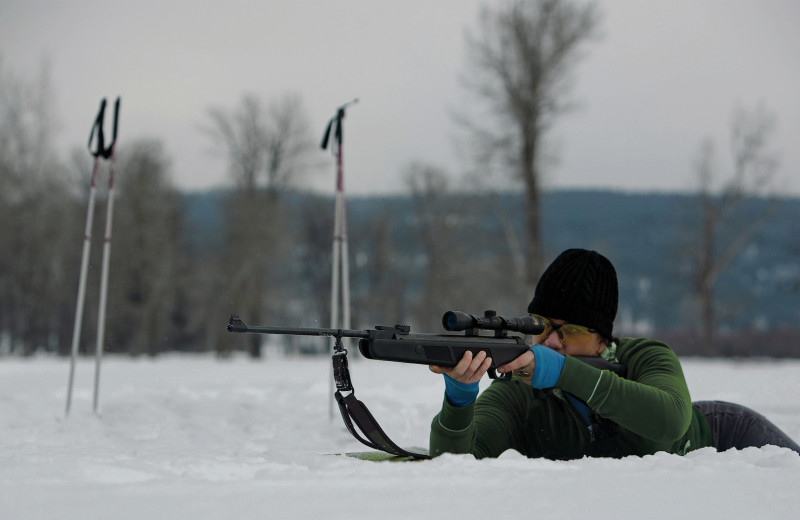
[227,310,625,378]
[227,309,625,459]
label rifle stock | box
[359,330,528,376]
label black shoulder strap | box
[332,349,431,460]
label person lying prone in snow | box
[429,248,800,459]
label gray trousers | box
[694,400,800,454]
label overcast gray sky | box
[2,0,799,195]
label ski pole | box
[66,99,106,416]
[320,98,358,420]
[65,97,120,417]
[93,97,120,415]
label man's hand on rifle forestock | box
[429,350,492,384]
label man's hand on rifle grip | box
[429,350,492,385]
[497,349,536,387]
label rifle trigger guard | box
[489,368,512,381]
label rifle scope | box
[442,310,545,336]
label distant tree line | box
[3,160,798,359]
[2,0,795,358]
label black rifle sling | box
[332,349,431,460]
[329,342,625,461]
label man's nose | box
[541,330,562,349]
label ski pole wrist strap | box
[88,97,121,159]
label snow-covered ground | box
[1,354,799,520]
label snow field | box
[1,355,798,520]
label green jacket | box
[430,337,712,459]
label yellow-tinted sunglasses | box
[529,314,597,346]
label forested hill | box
[182,188,800,356]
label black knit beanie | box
[527,249,618,340]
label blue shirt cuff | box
[443,375,479,407]
[531,344,566,389]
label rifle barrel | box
[227,315,369,338]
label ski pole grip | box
[111,97,121,145]
[88,98,107,157]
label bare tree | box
[293,194,335,325]
[404,163,518,329]
[690,104,779,354]
[207,93,315,192]
[460,0,599,293]
[105,139,185,355]
[353,210,409,327]
[0,58,76,354]
[405,163,458,330]
[205,93,316,357]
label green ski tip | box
[333,448,430,462]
